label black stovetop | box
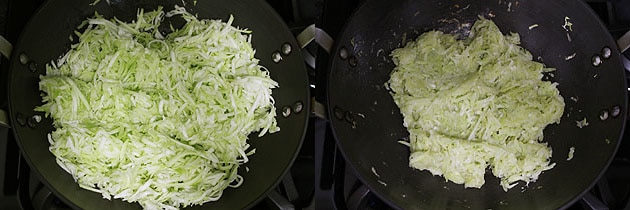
[1,0,630,210]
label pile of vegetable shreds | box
[36,6,279,209]
[387,18,565,191]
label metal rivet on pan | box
[599,109,609,121]
[272,51,283,63]
[27,114,42,128]
[602,47,612,59]
[19,53,29,65]
[592,55,602,67]
[293,101,303,114]
[282,106,292,117]
[339,47,349,60]
[16,113,26,126]
[28,62,38,72]
[281,43,292,55]
[348,56,358,67]
[611,105,621,118]
[333,107,344,120]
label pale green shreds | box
[387,18,565,191]
[35,6,279,210]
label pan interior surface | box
[327,0,627,209]
[7,0,309,209]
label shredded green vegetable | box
[567,147,575,161]
[35,6,279,209]
[387,18,564,191]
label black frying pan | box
[328,0,627,209]
[7,0,309,209]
